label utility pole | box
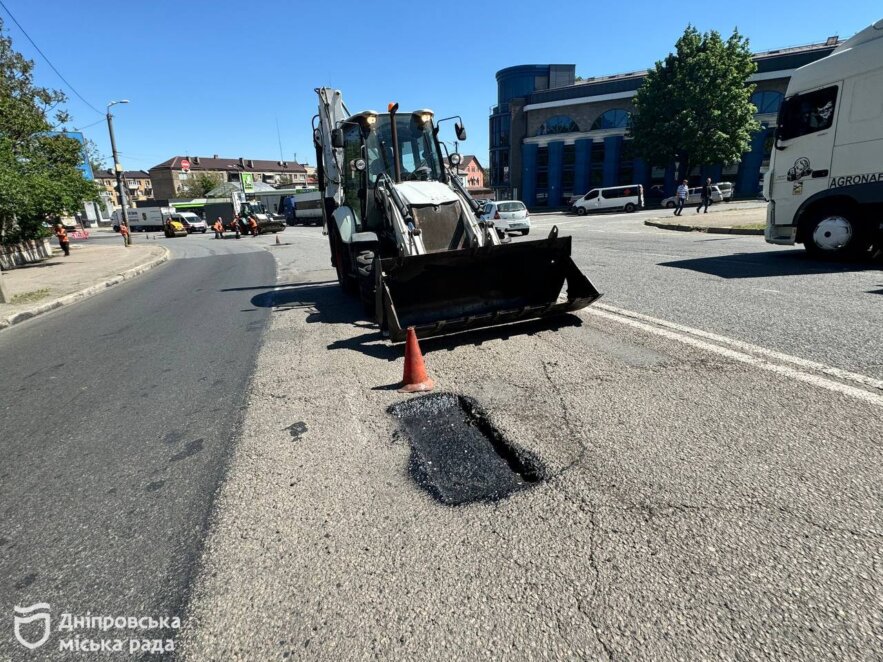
[107,100,131,246]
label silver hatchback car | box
[480,200,531,236]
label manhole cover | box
[388,393,545,505]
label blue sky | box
[1,1,879,172]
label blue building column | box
[664,163,676,195]
[547,141,564,207]
[521,143,538,207]
[634,158,649,190]
[736,128,768,198]
[603,136,622,187]
[573,138,591,196]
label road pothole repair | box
[388,393,545,505]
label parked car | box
[713,182,734,201]
[571,184,644,215]
[660,185,724,208]
[172,212,208,233]
[644,184,668,201]
[480,200,531,236]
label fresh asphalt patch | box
[388,393,545,505]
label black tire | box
[665,201,675,209]
[625,203,636,213]
[355,249,376,316]
[576,207,587,216]
[522,229,530,236]
[803,210,868,260]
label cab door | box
[771,84,840,203]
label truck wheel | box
[625,203,636,213]
[576,207,587,216]
[803,211,867,260]
[356,250,376,316]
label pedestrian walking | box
[54,223,70,256]
[212,217,225,239]
[675,179,688,216]
[119,222,130,247]
[247,215,258,237]
[698,177,713,214]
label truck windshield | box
[366,116,442,183]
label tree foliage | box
[0,18,98,244]
[629,26,760,177]
[175,171,223,198]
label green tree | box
[83,138,107,176]
[0,17,98,244]
[175,171,223,198]
[629,26,760,179]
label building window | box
[536,115,580,136]
[590,109,631,131]
[536,146,549,204]
[590,142,604,187]
[619,140,635,184]
[751,90,784,115]
[562,144,575,193]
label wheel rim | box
[812,216,852,252]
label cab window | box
[778,86,838,141]
[585,190,599,200]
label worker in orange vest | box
[212,217,225,239]
[119,222,130,246]
[230,216,241,239]
[247,216,258,237]
[53,223,70,256]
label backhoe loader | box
[313,87,601,342]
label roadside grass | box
[10,288,50,304]
[732,223,765,230]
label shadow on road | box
[659,250,882,279]
[330,314,584,364]
[248,279,586,361]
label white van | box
[571,185,644,215]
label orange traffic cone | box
[399,327,434,393]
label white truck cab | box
[766,18,883,258]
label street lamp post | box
[106,100,131,246]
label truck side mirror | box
[455,123,467,141]
[331,128,345,149]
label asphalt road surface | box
[0,233,275,659]
[177,221,882,660]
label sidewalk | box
[0,240,168,330]
[645,204,766,234]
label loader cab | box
[338,110,446,233]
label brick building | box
[148,156,307,200]
[92,169,153,206]
[455,155,485,190]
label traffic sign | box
[180,158,191,173]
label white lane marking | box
[596,302,883,392]
[586,304,883,406]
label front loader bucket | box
[378,230,601,342]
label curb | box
[0,247,170,331]
[644,219,763,235]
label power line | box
[0,0,104,116]
[74,118,106,131]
